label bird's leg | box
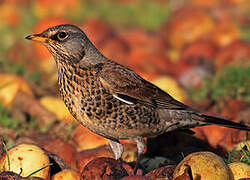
[131,136,145,175]
[108,139,124,160]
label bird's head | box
[25,24,101,65]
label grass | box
[74,0,171,31]
[0,59,41,83]
[241,147,250,164]
[0,102,39,133]
[0,103,20,130]
[26,163,53,178]
[239,22,250,42]
[189,64,250,106]
[2,141,11,171]
[225,145,250,165]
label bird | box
[25,24,250,171]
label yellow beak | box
[25,34,50,43]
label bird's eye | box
[57,32,68,40]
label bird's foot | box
[131,136,146,175]
[108,139,124,160]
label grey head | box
[26,24,105,65]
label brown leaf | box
[42,139,76,167]
[13,91,57,126]
[76,144,135,174]
[120,176,152,180]
[81,157,128,180]
[0,171,45,179]
[76,145,114,172]
[145,165,176,180]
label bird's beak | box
[25,34,50,43]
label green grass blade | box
[26,163,53,178]
[2,141,10,171]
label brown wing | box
[97,61,193,111]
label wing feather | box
[97,61,193,111]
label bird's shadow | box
[145,130,225,163]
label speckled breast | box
[56,62,164,140]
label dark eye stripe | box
[50,34,59,41]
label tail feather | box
[201,114,250,131]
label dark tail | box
[201,114,250,131]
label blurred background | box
[0,0,249,171]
